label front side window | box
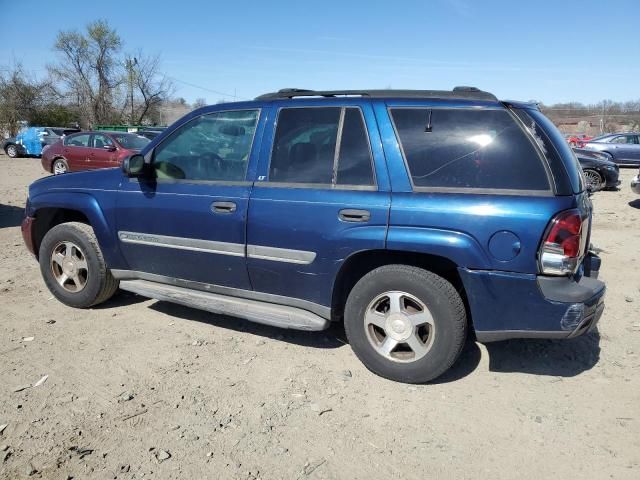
[269,107,374,186]
[391,108,550,191]
[153,109,259,181]
[64,134,91,147]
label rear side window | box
[64,134,91,147]
[390,108,550,191]
[269,107,374,186]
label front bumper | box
[460,253,605,342]
[631,175,640,194]
[21,216,36,255]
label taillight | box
[539,209,587,275]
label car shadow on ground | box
[0,203,25,228]
[435,330,601,383]
[629,199,640,209]
[148,300,346,349]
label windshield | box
[113,133,150,150]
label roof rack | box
[255,86,497,101]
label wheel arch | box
[331,249,468,322]
[49,156,69,172]
[29,192,123,268]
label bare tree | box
[0,63,59,135]
[129,52,174,124]
[49,20,123,127]
[192,97,207,110]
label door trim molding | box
[117,231,317,264]
[111,269,331,319]
[118,231,245,256]
[246,244,316,264]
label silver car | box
[583,133,640,166]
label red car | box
[41,131,150,175]
[564,133,593,148]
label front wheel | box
[344,265,467,383]
[39,222,119,308]
[52,158,68,175]
[583,169,605,192]
[5,144,19,158]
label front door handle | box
[211,201,237,213]
[339,209,370,222]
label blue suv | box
[22,87,605,383]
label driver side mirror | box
[122,154,147,177]
[104,144,117,152]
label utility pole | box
[125,57,138,125]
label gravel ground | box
[0,155,639,480]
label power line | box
[166,76,240,100]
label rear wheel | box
[5,144,19,158]
[52,158,68,175]
[344,265,467,383]
[583,169,605,191]
[39,222,119,308]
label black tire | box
[344,265,466,383]
[39,222,119,308]
[5,144,19,158]
[52,158,68,175]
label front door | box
[62,133,91,171]
[87,133,118,169]
[116,108,264,289]
[246,101,391,310]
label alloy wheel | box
[583,169,604,191]
[364,291,435,363]
[53,160,67,175]
[50,241,88,292]
[6,145,17,158]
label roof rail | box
[255,87,497,101]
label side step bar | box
[119,279,330,331]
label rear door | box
[87,133,118,169]
[246,100,391,311]
[62,133,91,171]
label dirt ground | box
[0,155,639,480]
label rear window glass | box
[390,108,550,191]
[113,133,150,150]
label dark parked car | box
[573,148,620,191]
[583,133,640,165]
[138,127,166,140]
[2,127,80,158]
[41,131,150,174]
[22,87,605,383]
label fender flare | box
[385,226,491,269]
[29,191,125,268]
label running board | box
[119,279,330,331]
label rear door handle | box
[339,209,370,222]
[211,201,237,213]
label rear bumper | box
[459,255,605,342]
[631,175,640,194]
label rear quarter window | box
[390,108,550,192]
[513,108,584,194]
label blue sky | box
[1,0,638,105]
